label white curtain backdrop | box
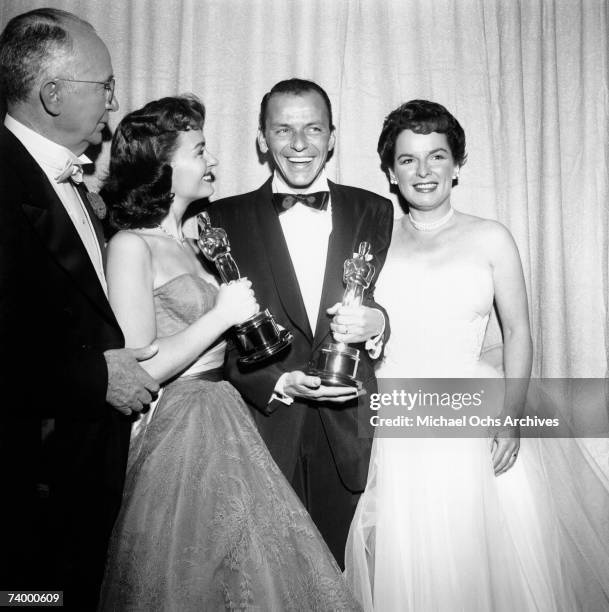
[1,0,607,380]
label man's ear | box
[39,80,61,116]
[328,128,336,152]
[257,129,269,154]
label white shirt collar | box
[4,114,91,177]
[271,170,330,195]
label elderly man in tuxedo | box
[0,9,159,608]
[208,78,393,567]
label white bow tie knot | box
[55,159,84,184]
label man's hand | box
[327,303,384,344]
[104,345,160,415]
[488,425,520,476]
[283,370,361,403]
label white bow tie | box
[55,158,84,184]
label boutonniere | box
[86,192,107,220]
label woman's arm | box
[106,231,258,384]
[490,222,533,379]
[486,221,533,475]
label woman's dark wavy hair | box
[377,99,467,174]
[101,94,206,230]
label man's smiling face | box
[258,90,335,192]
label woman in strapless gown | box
[345,100,609,610]
[97,96,359,611]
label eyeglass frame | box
[53,77,116,103]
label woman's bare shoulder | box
[108,229,154,254]
[456,212,515,243]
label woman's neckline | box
[153,272,217,293]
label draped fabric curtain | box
[1,0,607,379]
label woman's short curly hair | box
[101,94,206,230]
[377,99,466,173]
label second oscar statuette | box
[307,241,376,389]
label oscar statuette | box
[307,241,376,389]
[196,212,293,365]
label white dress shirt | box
[273,171,333,332]
[271,171,383,403]
[5,114,107,293]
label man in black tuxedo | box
[208,78,393,567]
[0,9,159,608]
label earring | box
[390,177,398,185]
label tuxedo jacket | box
[0,126,130,595]
[209,178,393,492]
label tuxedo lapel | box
[312,182,356,350]
[75,181,106,260]
[254,180,313,341]
[7,131,116,325]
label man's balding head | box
[0,8,94,105]
[0,8,118,155]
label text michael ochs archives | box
[357,379,600,438]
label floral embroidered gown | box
[99,274,360,611]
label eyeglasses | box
[54,77,116,103]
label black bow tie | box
[273,191,329,215]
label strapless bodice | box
[376,236,494,378]
[153,273,219,337]
[152,273,226,375]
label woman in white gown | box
[345,100,609,611]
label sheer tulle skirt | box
[345,431,609,611]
